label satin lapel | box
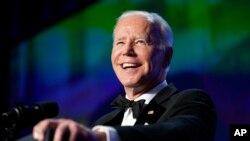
[135,100,165,125]
[135,84,178,125]
[92,109,124,126]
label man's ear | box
[162,47,173,68]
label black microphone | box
[1,101,59,128]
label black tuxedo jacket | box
[93,84,216,141]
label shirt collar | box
[126,80,168,104]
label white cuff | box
[92,125,120,141]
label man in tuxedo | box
[33,10,216,141]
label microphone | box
[0,101,59,128]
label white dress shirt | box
[121,80,168,126]
[92,80,168,141]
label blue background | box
[1,0,250,140]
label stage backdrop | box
[8,0,250,141]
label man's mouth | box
[122,63,140,69]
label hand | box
[33,118,103,141]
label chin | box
[122,79,144,88]
[121,81,139,87]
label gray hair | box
[114,10,173,51]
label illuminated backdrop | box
[8,0,250,140]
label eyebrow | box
[114,37,126,42]
[115,36,148,41]
[135,38,147,41]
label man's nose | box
[122,42,136,56]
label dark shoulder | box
[163,83,208,98]
[177,88,209,97]
[172,88,214,105]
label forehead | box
[114,15,151,37]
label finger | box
[53,119,71,141]
[68,124,87,141]
[33,119,59,141]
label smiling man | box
[111,13,171,100]
[32,10,216,141]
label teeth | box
[122,63,137,69]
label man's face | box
[111,15,167,92]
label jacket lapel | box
[93,84,178,126]
[135,84,178,125]
[92,109,124,126]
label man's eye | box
[135,39,147,45]
[116,41,124,46]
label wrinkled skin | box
[112,15,172,100]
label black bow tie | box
[110,95,145,118]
